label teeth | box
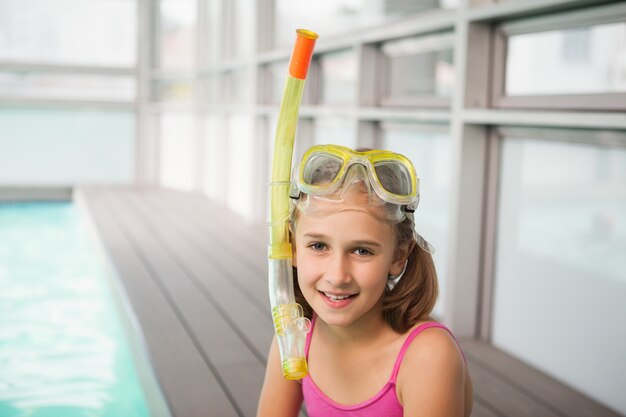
[324,292,351,301]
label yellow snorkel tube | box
[268,29,318,380]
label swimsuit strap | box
[390,322,460,383]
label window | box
[231,0,255,59]
[380,32,455,107]
[159,112,196,191]
[0,0,136,67]
[157,0,197,70]
[314,117,356,148]
[319,49,358,106]
[226,115,254,219]
[493,3,626,110]
[381,122,452,318]
[203,116,225,201]
[273,0,458,50]
[0,0,138,186]
[0,71,135,102]
[220,70,251,105]
[491,127,626,414]
[203,75,220,106]
[261,60,289,105]
[0,108,134,185]
[153,79,194,103]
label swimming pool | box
[0,202,170,417]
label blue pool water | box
[0,202,167,417]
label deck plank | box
[471,400,502,417]
[144,189,271,315]
[122,188,274,360]
[160,187,267,255]
[466,360,561,417]
[462,340,623,417]
[107,188,270,417]
[80,188,240,417]
[155,188,268,280]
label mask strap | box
[414,231,435,254]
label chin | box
[316,311,356,327]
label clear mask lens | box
[373,161,412,196]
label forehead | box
[294,196,396,241]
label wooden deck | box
[77,186,623,417]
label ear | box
[389,240,415,276]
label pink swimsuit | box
[302,315,462,417]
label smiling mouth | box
[320,291,357,302]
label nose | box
[324,253,352,287]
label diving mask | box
[290,144,435,253]
[291,145,419,209]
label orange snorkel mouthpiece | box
[289,29,319,80]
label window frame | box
[318,48,358,107]
[491,2,626,111]
[479,125,626,341]
[379,31,455,109]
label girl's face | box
[293,193,408,328]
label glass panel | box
[159,113,196,191]
[153,79,194,103]
[492,135,626,415]
[267,116,278,178]
[226,116,254,219]
[381,123,452,318]
[158,0,197,70]
[232,0,255,59]
[320,50,357,105]
[314,117,356,149]
[216,70,251,105]
[0,72,135,102]
[205,0,222,64]
[506,22,626,95]
[273,0,457,49]
[0,0,136,67]
[0,108,134,185]
[203,76,220,105]
[382,33,455,104]
[264,60,290,105]
[202,116,225,201]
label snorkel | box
[268,29,318,380]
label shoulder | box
[396,323,466,415]
[401,323,464,370]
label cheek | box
[353,263,390,290]
[294,254,317,286]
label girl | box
[258,145,473,417]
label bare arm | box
[397,328,467,417]
[257,336,304,417]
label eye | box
[353,247,373,256]
[309,242,327,251]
